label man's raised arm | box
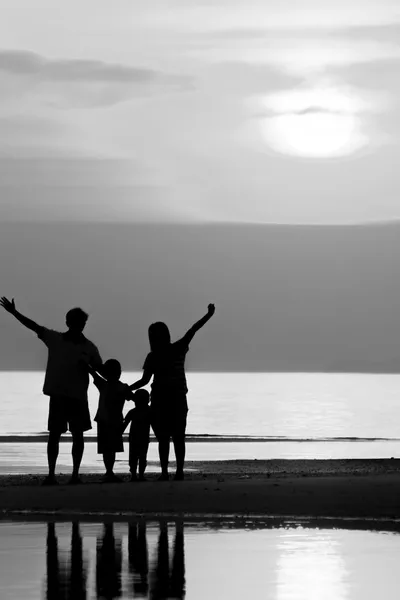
[0,297,42,334]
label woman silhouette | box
[131,304,215,480]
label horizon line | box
[1,219,400,228]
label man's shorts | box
[150,394,188,441]
[48,395,92,434]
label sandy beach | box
[0,459,399,520]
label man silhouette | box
[0,297,102,484]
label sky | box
[1,0,400,371]
[0,0,399,224]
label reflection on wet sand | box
[46,522,87,600]
[149,521,186,600]
[44,520,185,599]
[96,523,123,599]
[128,521,149,597]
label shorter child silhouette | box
[123,389,151,481]
[90,359,134,482]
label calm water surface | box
[0,518,400,599]
[1,372,400,470]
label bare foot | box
[42,475,58,486]
[68,474,83,485]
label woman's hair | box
[148,322,171,352]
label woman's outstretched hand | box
[0,297,16,314]
[208,303,215,316]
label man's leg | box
[44,396,65,484]
[103,451,116,475]
[69,397,92,483]
[71,430,84,481]
[46,431,61,483]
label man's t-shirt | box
[143,338,189,402]
[38,327,102,401]
[93,377,131,425]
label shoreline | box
[0,459,399,520]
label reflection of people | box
[69,522,87,600]
[89,359,134,483]
[128,521,149,597]
[170,521,185,599]
[45,522,61,600]
[131,304,215,480]
[149,522,186,599]
[0,298,102,485]
[123,390,151,481]
[45,521,87,600]
[96,523,122,599]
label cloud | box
[0,49,190,108]
[197,61,301,97]
[334,57,400,91]
[0,49,160,83]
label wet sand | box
[0,459,400,519]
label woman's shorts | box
[150,394,188,441]
[96,422,124,454]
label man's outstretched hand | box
[208,303,215,316]
[0,297,16,314]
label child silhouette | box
[123,389,151,481]
[90,359,134,482]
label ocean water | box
[1,371,400,471]
[1,518,400,599]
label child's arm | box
[86,364,106,389]
[181,303,215,345]
[122,383,136,401]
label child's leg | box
[129,444,139,479]
[103,451,116,475]
[138,443,149,479]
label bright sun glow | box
[257,85,370,158]
[263,111,366,158]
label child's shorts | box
[129,439,149,463]
[96,422,124,454]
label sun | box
[263,110,365,158]
[257,85,369,159]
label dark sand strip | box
[0,460,399,519]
